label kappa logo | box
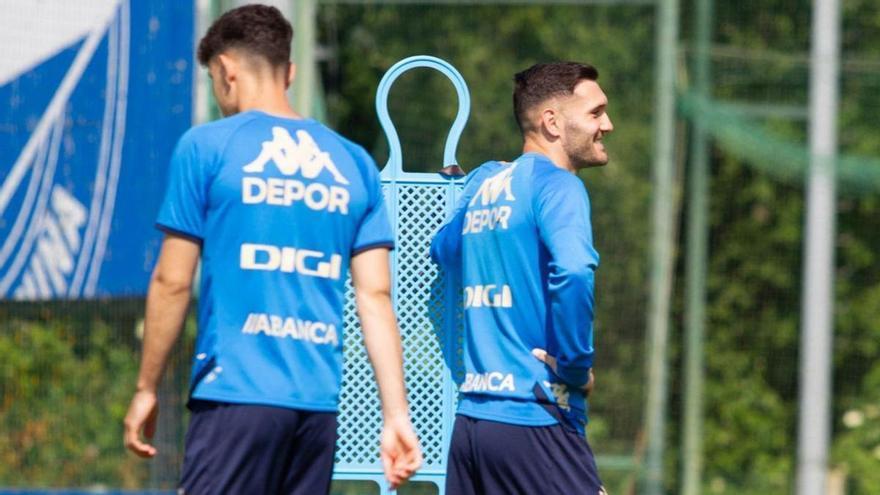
[464,164,517,234]
[469,163,517,207]
[244,127,349,184]
[241,127,351,214]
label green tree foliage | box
[0,304,194,488]
[0,318,145,487]
[697,155,803,494]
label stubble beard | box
[564,131,608,170]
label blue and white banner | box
[0,0,193,300]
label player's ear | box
[216,53,237,85]
[540,107,563,139]
[286,62,297,88]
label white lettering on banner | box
[14,186,87,300]
[242,313,340,346]
[464,284,513,308]
[464,164,517,234]
[460,372,516,392]
[240,243,342,280]
[241,127,351,214]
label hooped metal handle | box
[375,55,471,178]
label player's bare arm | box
[351,247,423,489]
[123,233,200,458]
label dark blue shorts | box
[179,400,338,495]
[446,415,606,495]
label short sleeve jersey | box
[430,153,599,434]
[157,111,393,412]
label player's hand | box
[531,348,595,396]
[379,413,422,490]
[123,389,159,458]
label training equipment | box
[334,55,469,494]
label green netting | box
[678,91,880,194]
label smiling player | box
[431,62,613,494]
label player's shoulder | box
[180,112,262,150]
[289,121,371,164]
[528,154,582,183]
[525,153,566,177]
[526,157,588,202]
[465,160,508,183]
[319,126,382,183]
[323,126,373,162]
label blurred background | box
[1,0,878,494]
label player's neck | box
[236,77,302,119]
[522,139,575,173]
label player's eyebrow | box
[588,102,607,115]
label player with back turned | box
[431,62,613,494]
[122,5,421,494]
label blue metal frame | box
[333,56,470,495]
[376,55,471,183]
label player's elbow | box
[429,231,452,267]
[355,284,392,312]
[151,267,193,296]
[553,262,595,293]
[354,285,395,333]
[556,352,594,388]
[429,239,442,265]
[557,365,593,388]
[570,264,595,285]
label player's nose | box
[600,113,614,133]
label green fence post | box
[293,0,318,118]
[643,0,680,492]
[682,0,712,494]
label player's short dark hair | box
[513,62,599,134]
[197,4,293,68]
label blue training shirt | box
[157,110,393,412]
[430,152,599,434]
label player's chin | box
[584,155,609,168]
[593,144,609,163]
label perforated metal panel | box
[334,56,470,494]
[336,180,461,480]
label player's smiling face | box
[558,79,614,169]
